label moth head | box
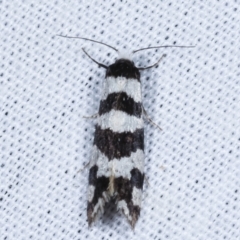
[117,49,133,61]
[57,35,194,70]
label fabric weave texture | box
[1,1,239,239]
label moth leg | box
[142,107,162,131]
[77,161,91,174]
[82,113,99,119]
[144,174,150,187]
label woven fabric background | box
[1,1,239,239]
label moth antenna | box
[133,45,194,53]
[138,54,167,70]
[82,48,108,69]
[56,35,118,52]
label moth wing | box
[87,147,110,226]
[114,150,145,228]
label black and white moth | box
[58,35,193,228]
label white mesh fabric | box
[1,0,239,239]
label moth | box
[58,35,193,228]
